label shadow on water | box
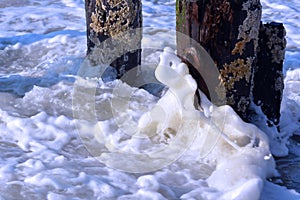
[0,30,85,50]
[276,135,300,193]
[0,74,75,97]
[0,56,148,97]
[0,57,84,97]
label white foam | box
[0,0,300,199]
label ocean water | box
[0,0,299,199]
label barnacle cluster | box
[220,57,254,90]
[225,94,250,113]
[90,0,136,38]
[232,0,261,55]
[237,96,250,113]
[274,71,284,92]
[262,25,286,64]
[88,29,142,65]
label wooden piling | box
[85,0,142,78]
[176,0,285,125]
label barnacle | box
[232,0,261,55]
[90,0,136,38]
[262,25,286,64]
[220,57,254,90]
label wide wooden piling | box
[176,0,286,125]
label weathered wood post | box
[176,0,286,126]
[85,0,142,78]
[176,0,262,120]
[253,22,286,127]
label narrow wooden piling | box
[85,0,142,78]
[253,22,286,127]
